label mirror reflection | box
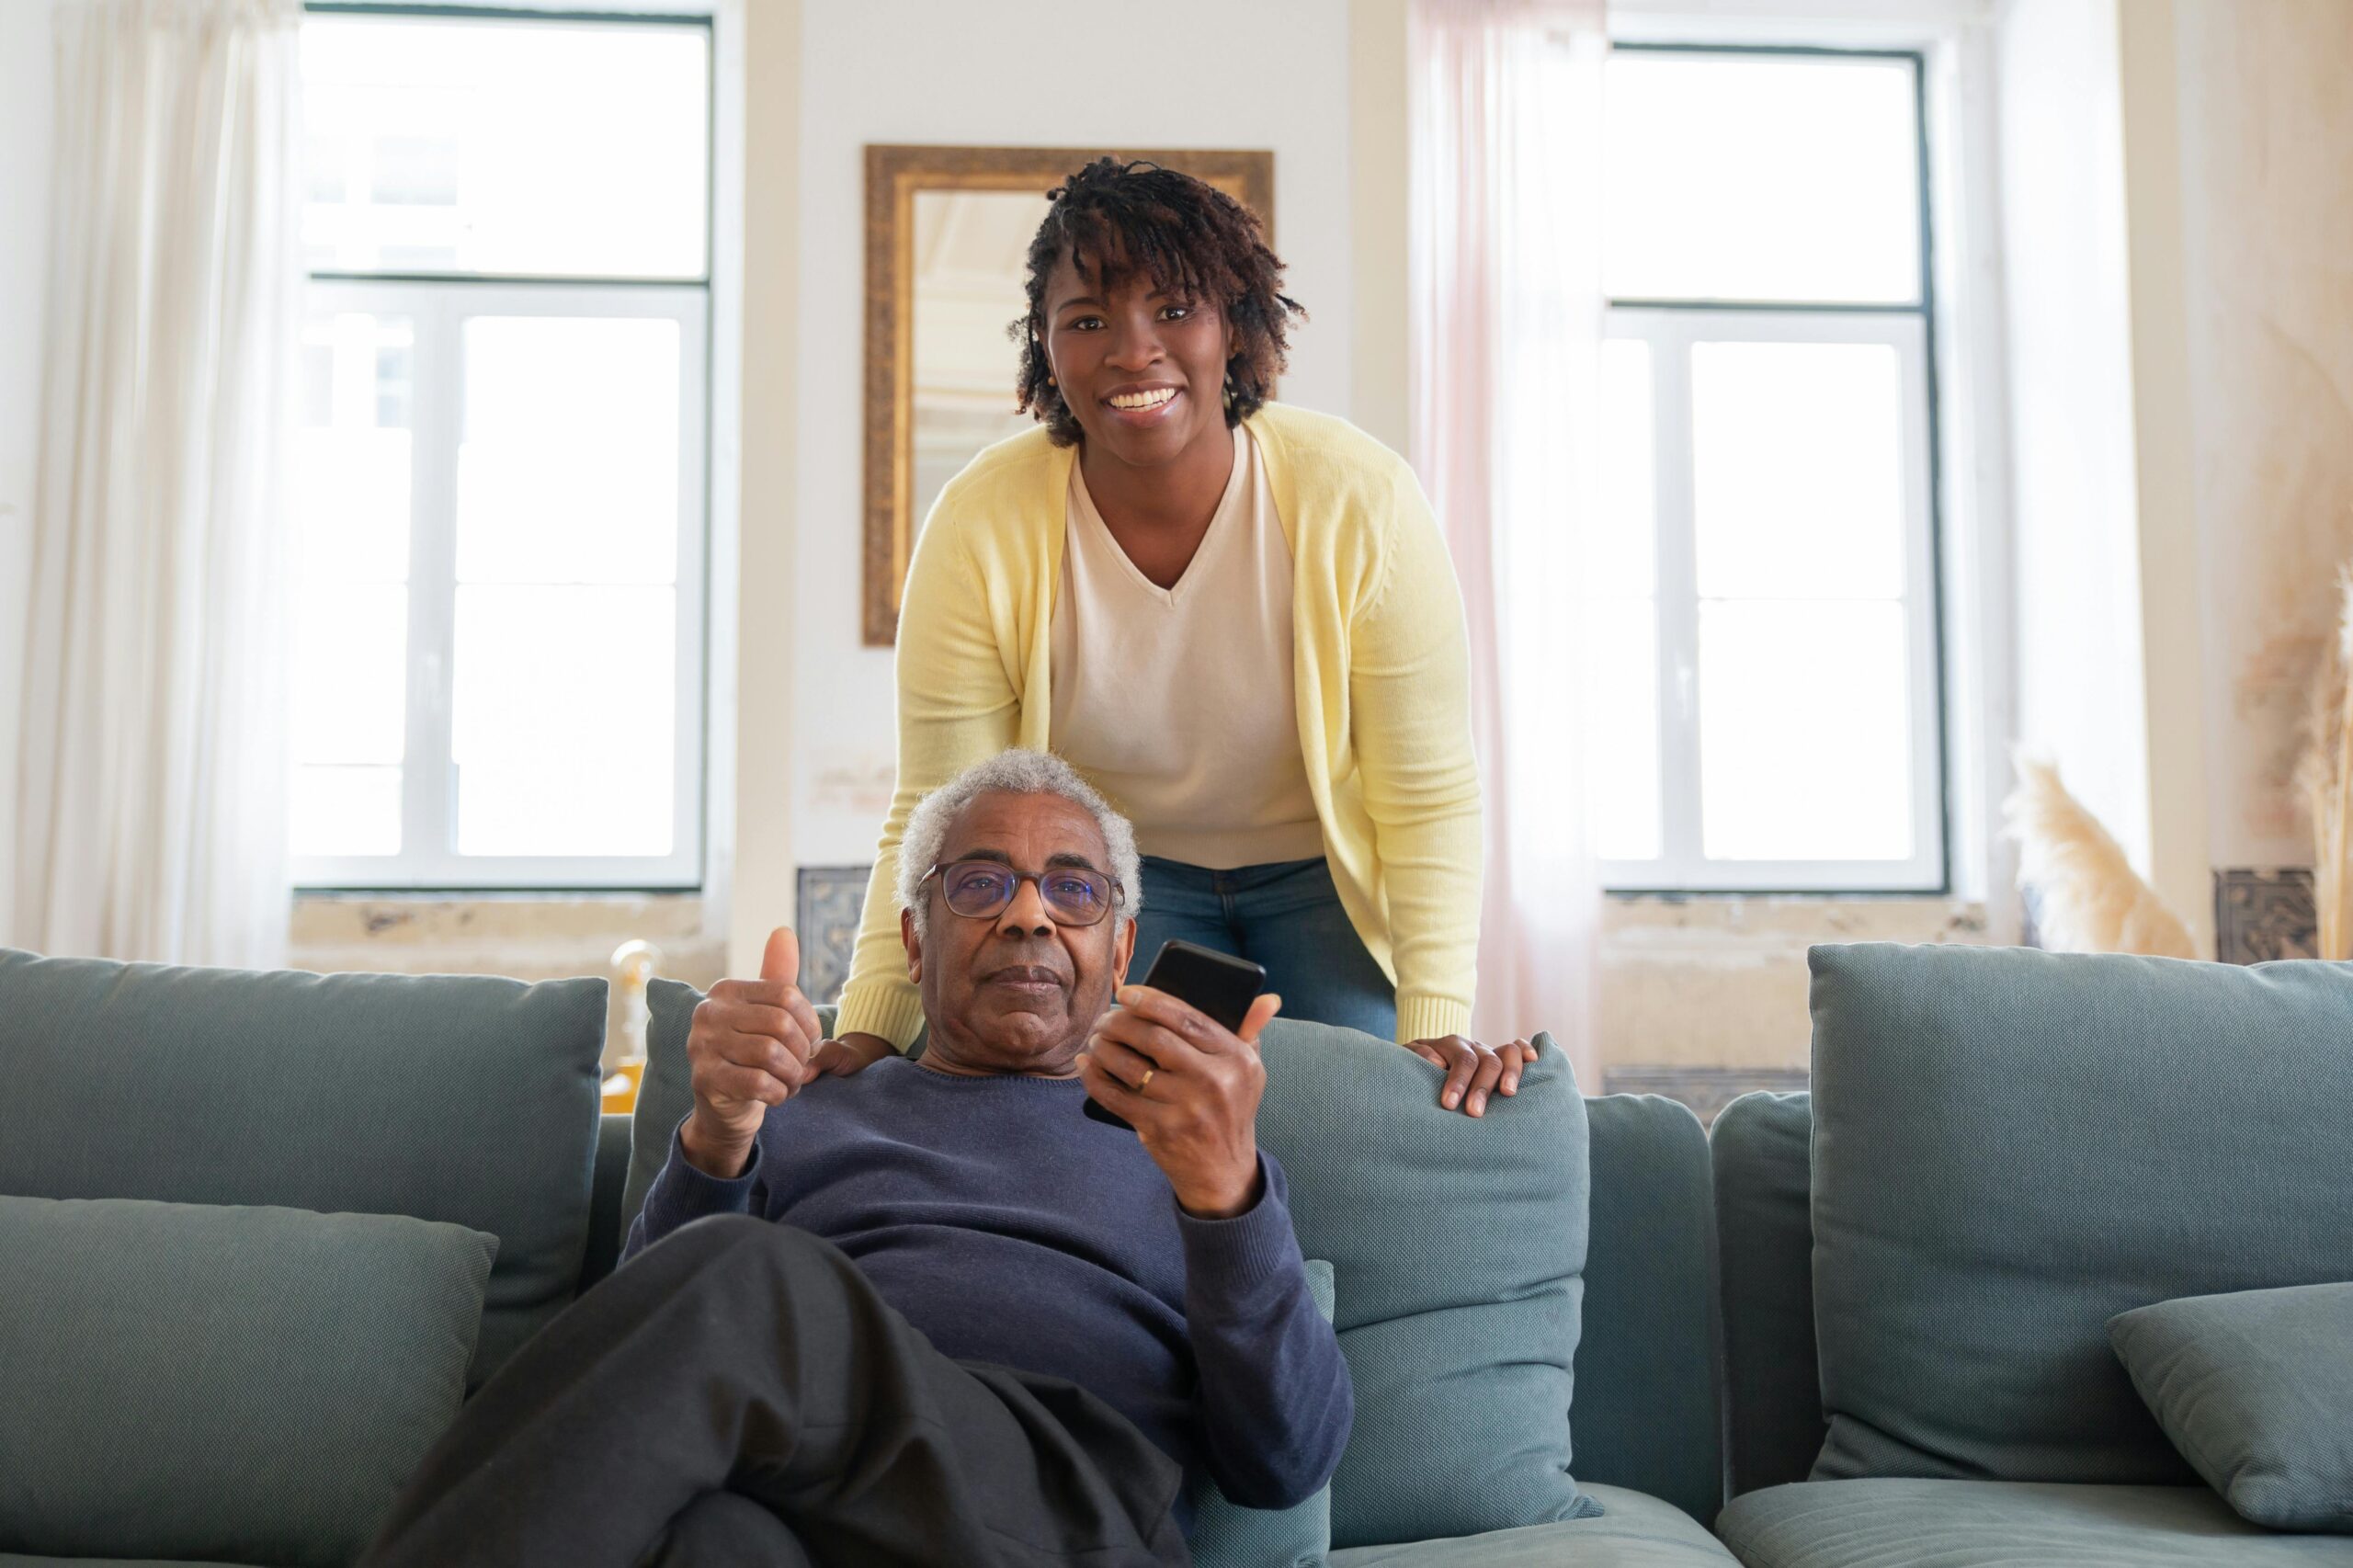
[910,189,1043,538]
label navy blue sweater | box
[623,1057,1352,1513]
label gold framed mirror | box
[861,144,1275,645]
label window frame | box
[1596,41,1951,896]
[290,5,715,894]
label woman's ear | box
[901,905,923,983]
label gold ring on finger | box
[1136,1066,1156,1092]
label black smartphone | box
[1084,940,1267,1131]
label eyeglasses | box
[917,859,1121,927]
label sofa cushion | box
[1716,1479,2353,1567]
[0,948,606,1384]
[1189,1258,1337,1568]
[0,1196,494,1568]
[1711,1091,1824,1498]
[1806,945,2353,1484]
[2110,1282,2353,1532]
[1328,1484,1733,1565]
[1254,1018,1597,1547]
[636,994,1599,1550]
[1575,1094,1722,1527]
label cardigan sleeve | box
[834,504,1024,1049]
[1347,463,1483,1044]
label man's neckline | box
[904,1056,1086,1085]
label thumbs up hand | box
[680,926,826,1179]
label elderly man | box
[361,750,1351,1568]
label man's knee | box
[651,1215,852,1289]
[634,1490,811,1568]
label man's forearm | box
[1179,1160,1354,1509]
[621,1119,765,1265]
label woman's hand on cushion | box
[1403,1034,1540,1117]
[810,1031,897,1077]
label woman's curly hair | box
[1011,158,1304,447]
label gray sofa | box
[3,942,2347,1566]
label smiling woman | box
[830,159,1538,1117]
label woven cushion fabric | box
[0,1196,494,1568]
[1711,1091,1825,1498]
[1326,1484,1736,1566]
[2109,1282,2353,1532]
[0,948,604,1385]
[1255,1016,1597,1549]
[1716,1479,2353,1568]
[1188,1258,1337,1568]
[1574,1093,1722,1526]
[1807,944,2353,1485]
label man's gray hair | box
[896,749,1143,937]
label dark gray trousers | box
[360,1214,1191,1568]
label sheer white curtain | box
[13,0,303,967]
[1409,0,1608,1082]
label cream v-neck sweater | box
[838,403,1482,1049]
[1049,423,1325,869]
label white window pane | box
[1592,338,1655,598]
[457,317,681,586]
[301,17,709,278]
[451,585,676,858]
[1604,52,1920,304]
[1691,340,1906,601]
[1583,597,1663,862]
[291,766,403,858]
[295,312,411,584]
[1699,601,1914,861]
[291,585,407,766]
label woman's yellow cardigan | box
[835,403,1483,1049]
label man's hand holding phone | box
[681,926,825,1179]
[1078,984,1282,1221]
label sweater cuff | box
[654,1119,761,1217]
[1175,1154,1303,1300]
[1396,994,1472,1045]
[835,979,928,1051]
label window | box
[1591,46,1945,892]
[291,8,711,889]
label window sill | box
[287,891,724,986]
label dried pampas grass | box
[2290,566,2353,960]
[2003,754,2197,958]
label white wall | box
[1993,0,2157,884]
[0,0,56,942]
[783,0,1357,870]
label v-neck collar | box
[1068,424,1250,605]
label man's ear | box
[1111,913,1137,984]
[901,906,922,983]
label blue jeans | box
[1131,856,1397,1040]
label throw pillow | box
[0,946,604,1385]
[1807,943,2353,1485]
[1255,1017,1599,1549]
[0,1196,496,1568]
[1188,1258,1337,1568]
[2110,1282,2353,1532]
